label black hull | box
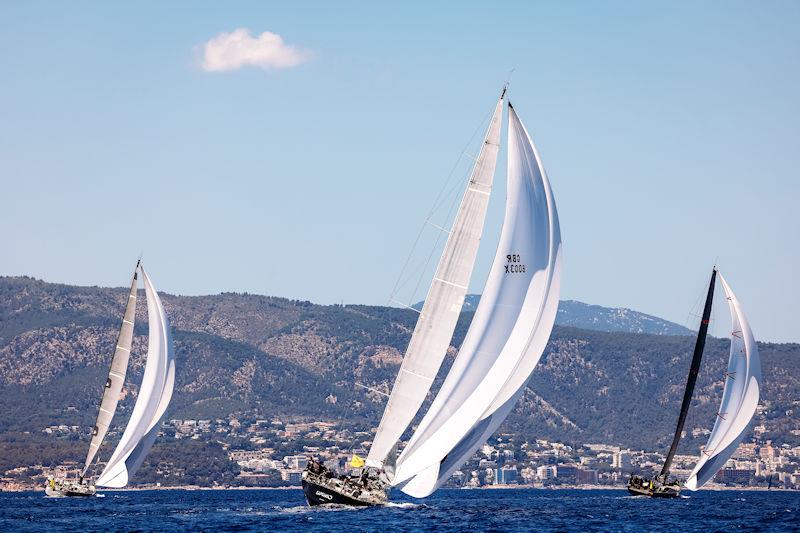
[302,479,376,507]
[627,484,680,498]
[64,490,95,498]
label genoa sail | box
[660,269,717,477]
[366,90,506,468]
[82,263,139,477]
[96,264,176,488]
[684,273,760,490]
[392,103,562,497]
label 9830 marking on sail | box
[504,254,526,274]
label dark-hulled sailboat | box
[628,267,761,497]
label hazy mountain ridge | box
[414,294,693,336]
[0,276,797,475]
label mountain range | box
[414,295,693,336]
[0,275,797,479]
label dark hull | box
[302,479,376,507]
[63,490,95,498]
[627,484,680,498]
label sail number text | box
[505,254,526,274]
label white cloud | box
[200,28,309,72]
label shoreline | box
[3,483,794,493]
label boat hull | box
[45,479,96,498]
[627,477,681,498]
[302,479,375,507]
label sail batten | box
[366,92,505,468]
[82,265,139,476]
[393,103,562,496]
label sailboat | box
[302,87,562,505]
[45,260,176,497]
[627,268,761,498]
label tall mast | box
[82,260,140,478]
[660,267,717,478]
[366,88,505,468]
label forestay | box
[393,104,562,497]
[366,92,505,468]
[96,265,176,488]
[684,273,760,490]
[82,265,139,476]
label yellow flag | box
[350,455,365,468]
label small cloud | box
[200,28,309,72]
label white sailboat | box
[46,260,176,497]
[302,88,562,505]
[392,103,561,497]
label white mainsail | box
[684,273,760,490]
[366,91,506,468]
[96,264,175,488]
[392,103,562,497]
[82,265,139,476]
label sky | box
[0,1,798,342]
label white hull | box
[45,478,96,497]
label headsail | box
[684,273,760,490]
[82,262,139,477]
[366,90,506,468]
[96,264,175,488]
[393,103,562,497]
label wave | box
[277,504,365,514]
[384,502,423,509]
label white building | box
[537,465,557,480]
[612,450,632,469]
[283,455,308,470]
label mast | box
[660,267,717,478]
[366,89,505,468]
[82,260,140,478]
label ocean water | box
[1,488,798,532]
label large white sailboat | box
[45,260,176,497]
[302,88,562,505]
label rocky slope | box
[1,276,797,467]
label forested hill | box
[0,275,797,472]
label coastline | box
[4,483,793,493]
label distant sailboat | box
[628,268,760,498]
[302,87,562,505]
[45,260,175,497]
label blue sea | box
[1,488,798,532]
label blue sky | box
[1,1,798,342]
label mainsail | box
[392,103,562,497]
[684,273,760,490]
[660,268,717,478]
[366,90,506,468]
[96,264,176,488]
[82,262,139,477]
